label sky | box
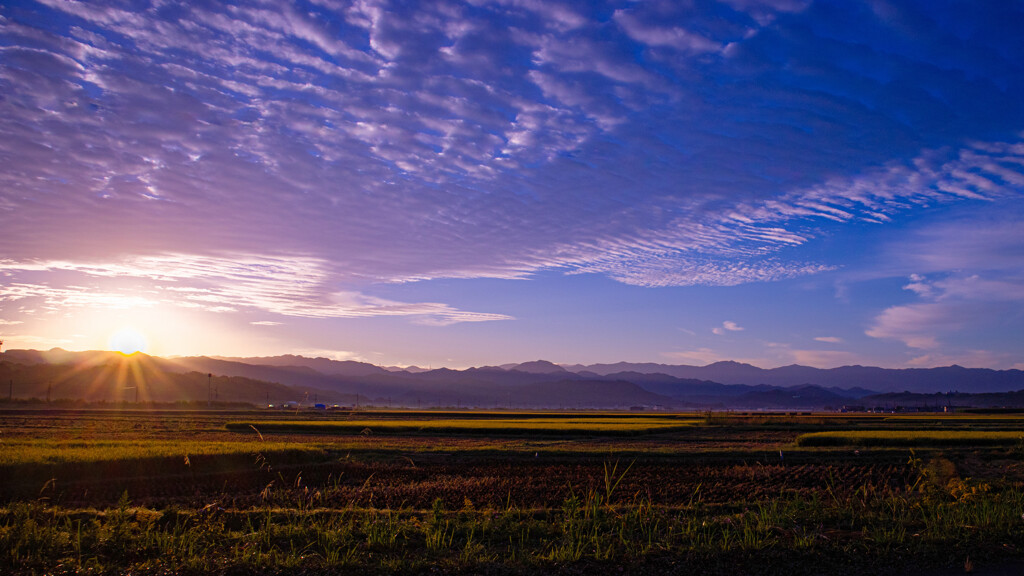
[1,0,1023,370]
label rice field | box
[795,430,1024,447]
[4,409,1024,575]
[225,416,699,436]
[0,439,320,467]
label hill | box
[4,350,1024,409]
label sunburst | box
[108,327,148,355]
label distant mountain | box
[509,379,679,409]
[381,365,430,373]
[1,348,123,365]
[511,360,568,374]
[598,371,770,398]
[862,390,1024,410]
[169,356,342,390]
[4,349,1024,409]
[212,355,389,377]
[730,385,857,410]
[0,352,306,404]
[565,362,1024,394]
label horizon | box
[4,346,1020,374]
[2,1,1023,371]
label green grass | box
[795,430,1024,447]
[226,417,699,436]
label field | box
[2,409,1024,575]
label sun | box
[108,327,149,355]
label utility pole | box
[0,341,6,403]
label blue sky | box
[1,0,1022,369]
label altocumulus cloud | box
[1,1,1023,303]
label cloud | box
[250,321,283,326]
[0,333,75,349]
[1,0,1024,298]
[712,321,744,335]
[723,321,744,332]
[866,304,943,349]
[865,200,1024,363]
[291,348,364,362]
[902,275,934,298]
[613,9,722,54]
[813,336,842,343]
[906,350,1018,370]
[866,277,1023,352]
[0,254,513,326]
[661,348,724,365]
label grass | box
[795,430,1024,447]
[4,477,1023,575]
[225,417,699,436]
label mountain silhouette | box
[3,349,1024,409]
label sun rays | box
[45,351,179,404]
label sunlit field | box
[797,430,1024,447]
[226,416,699,436]
[3,409,1024,575]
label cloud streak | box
[0,255,512,325]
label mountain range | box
[2,349,1024,410]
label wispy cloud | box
[907,350,1019,370]
[291,348,364,362]
[0,254,512,325]
[662,348,725,366]
[866,204,1024,361]
[813,336,842,344]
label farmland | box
[2,409,1024,575]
